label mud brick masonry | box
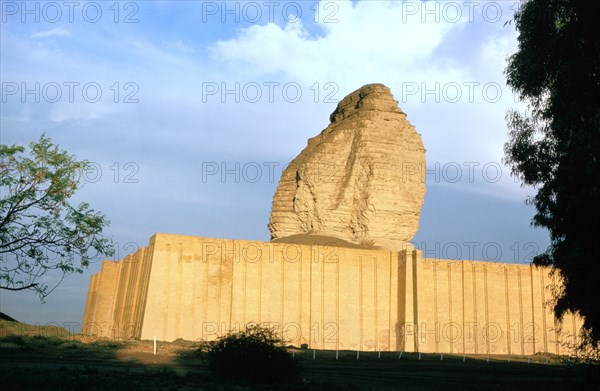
[83,234,582,355]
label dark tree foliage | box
[0,135,113,300]
[206,324,298,382]
[504,0,600,346]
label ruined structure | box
[269,84,425,251]
[84,234,583,355]
[83,84,584,355]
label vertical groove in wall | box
[134,250,145,335]
[203,246,209,332]
[130,255,138,329]
[242,250,247,325]
[113,261,123,336]
[106,263,120,337]
[530,265,536,353]
[215,245,224,334]
[192,243,198,339]
[121,258,128,334]
[298,248,302,342]
[433,260,439,352]
[321,252,325,349]
[308,249,313,347]
[93,273,99,330]
[120,257,128,333]
[336,250,340,351]
[118,259,126,334]
[94,272,102,331]
[504,267,511,355]
[359,256,363,352]
[89,275,98,330]
[374,257,378,351]
[130,255,137,325]
[472,263,478,354]
[133,257,139,337]
[114,261,126,337]
[91,272,100,331]
[280,253,284,334]
[136,241,154,339]
[164,244,171,340]
[126,253,136,336]
[461,261,465,355]
[176,243,183,339]
[552,274,559,354]
[448,261,453,353]
[134,252,142,328]
[135,251,143,327]
[412,251,419,352]
[540,269,547,352]
[518,268,524,355]
[130,255,137,327]
[110,262,123,338]
[388,252,392,351]
[220,245,225,336]
[229,246,236,332]
[129,254,138,334]
[91,274,99,332]
[484,265,489,355]
[258,248,262,324]
[229,246,234,332]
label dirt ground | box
[1,333,596,390]
[1,319,597,390]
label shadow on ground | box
[0,324,597,390]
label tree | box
[206,324,298,382]
[504,0,600,347]
[1,135,113,300]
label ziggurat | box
[83,85,584,354]
[83,234,582,355]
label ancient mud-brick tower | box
[83,84,584,355]
[269,84,425,251]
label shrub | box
[206,324,298,382]
[0,335,26,346]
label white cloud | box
[31,27,72,39]
[209,0,465,87]
[48,101,120,123]
[202,0,530,203]
[171,40,197,54]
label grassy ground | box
[0,319,598,390]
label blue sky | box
[0,0,548,331]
